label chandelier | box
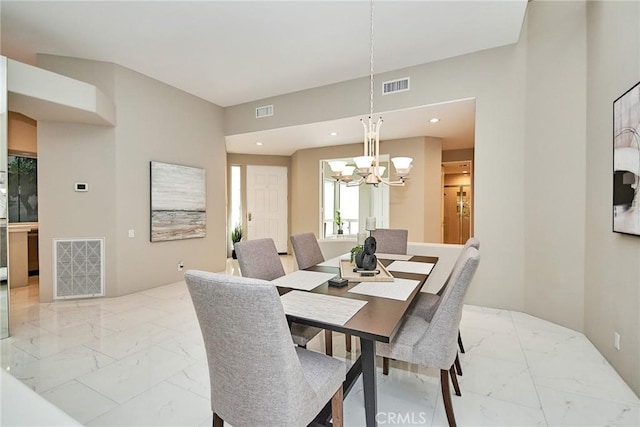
[329,0,413,187]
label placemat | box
[280,291,368,325]
[348,278,421,301]
[271,270,337,291]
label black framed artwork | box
[613,81,640,236]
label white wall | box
[36,55,227,300]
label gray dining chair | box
[185,271,345,427]
[290,232,325,270]
[234,238,330,355]
[370,228,408,254]
[410,237,480,359]
[377,247,480,427]
[290,232,354,354]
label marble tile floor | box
[1,259,638,426]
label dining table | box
[274,253,439,427]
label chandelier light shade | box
[331,0,413,187]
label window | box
[8,155,38,223]
[230,165,241,228]
[321,157,390,238]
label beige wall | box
[445,174,471,186]
[36,55,227,300]
[442,149,473,163]
[38,122,118,301]
[584,1,640,395]
[8,112,36,154]
[523,1,587,332]
[112,65,226,295]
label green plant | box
[230,223,243,243]
[334,210,343,228]
[350,245,363,263]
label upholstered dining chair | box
[411,238,480,357]
[386,238,480,377]
[289,232,354,354]
[234,238,330,355]
[377,247,480,427]
[290,232,325,270]
[185,271,345,427]
[370,228,408,254]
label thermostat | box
[74,182,89,192]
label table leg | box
[361,338,378,427]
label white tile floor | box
[1,259,639,427]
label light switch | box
[128,229,135,238]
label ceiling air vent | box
[255,104,274,118]
[382,77,410,95]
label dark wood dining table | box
[277,255,438,427]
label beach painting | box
[151,161,206,242]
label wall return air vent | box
[382,77,410,95]
[255,104,274,118]
[53,238,105,299]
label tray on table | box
[339,259,394,282]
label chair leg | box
[345,334,352,352]
[325,330,333,356]
[440,370,457,427]
[449,365,461,396]
[454,353,463,376]
[383,357,389,375]
[458,330,465,354]
[331,386,344,427]
[213,413,223,427]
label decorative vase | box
[337,229,344,235]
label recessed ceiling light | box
[330,132,338,136]
[256,142,263,146]
[429,118,440,123]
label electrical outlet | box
[177,261,184,272]
[614,332,621,350]
[128,229,135,238]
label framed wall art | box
[150,161,206,242]
[613,81,640,235]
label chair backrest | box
[370,228,408,255]
[417,247,480,369]
[185,270,318,425]
[436,237,480,296]
[290,232,325,270]
[234,238,285,280]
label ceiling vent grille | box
[382,77,410,95]
[255,105,274,118]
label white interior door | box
[246,165,288,253]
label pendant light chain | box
[369,0,375,118]
[327,0,412,187]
